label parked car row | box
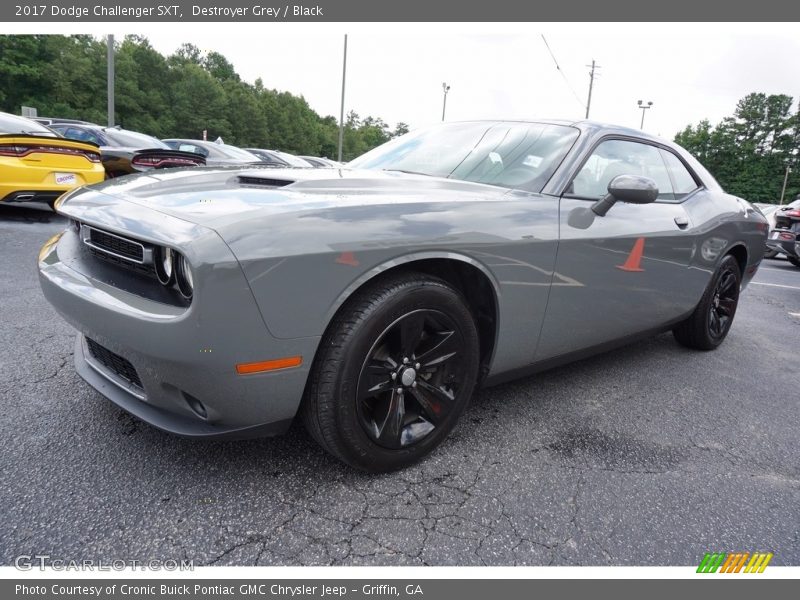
[44,122,206,177]
[0,110,341,209]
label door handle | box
[674,216,689,229]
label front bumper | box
[38,226,320,439]
[74,334,292,439]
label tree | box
[167,62,231,140]
[392,122,410,138]
[675,93,798,202]
[204,51,239,83]
[0,34,408,161]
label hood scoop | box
[237,175,294,188]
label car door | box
[535,137,698,361]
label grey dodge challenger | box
[38,120,768,471]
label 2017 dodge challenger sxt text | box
[38,120,768,471]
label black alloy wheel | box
[301,273,480,472]
[673,254,741,350]
[356,309,469,449]
[707,267,738,341]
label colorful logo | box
[697,552,773,573]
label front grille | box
[87,227,144,262]
[88,247,155,276]
[86,338,143,390]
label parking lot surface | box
[1,203,798,566]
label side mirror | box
[609,175,659,204]
[592,175,658,216]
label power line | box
[540,35,585,112]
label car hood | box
[59,166,512,229]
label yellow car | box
[1,112,105,206]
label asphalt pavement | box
[1,202,798,566]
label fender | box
[323,250,503,327]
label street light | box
[441,82,451,121]
[637,100,653,129]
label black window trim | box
[560,134,705,204]
[657,146,702,201]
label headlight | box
[155,247,174,285]
[176,254,193,299]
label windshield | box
[349,121,579,191]
[0,113,58,137]
[275,151,313,167]
[216,144,260,161]
[103,128,169,148]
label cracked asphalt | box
[1,202,799,566]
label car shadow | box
[95,332,687,481]
[0,202,64,224]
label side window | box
[61,127,82,140]
[570,139,674,201]
[660,149,700,199]
[65,128,82,142]
[64,127,100,145]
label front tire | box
[301,273,480,472]
[673,254,741,350]
[789,256,800,269]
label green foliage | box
[675,93,799,202]
[0,35,407,161]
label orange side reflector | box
[236,356,302,375]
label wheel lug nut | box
[391,372,397,380]
[411,381,417,388]
[403,357,409,364]
[396,387,404,394]
[415,363,420,369]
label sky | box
[44,22,800,140]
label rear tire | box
[301,272,480,472]
[789,257,800,269]
[673,254,741,351]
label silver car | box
[38,120,768,471]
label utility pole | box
[779,165,791,204]
[585,60,599,119]
[441,83,451,121]
[107,34,115,127]
[337,34,348,163]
